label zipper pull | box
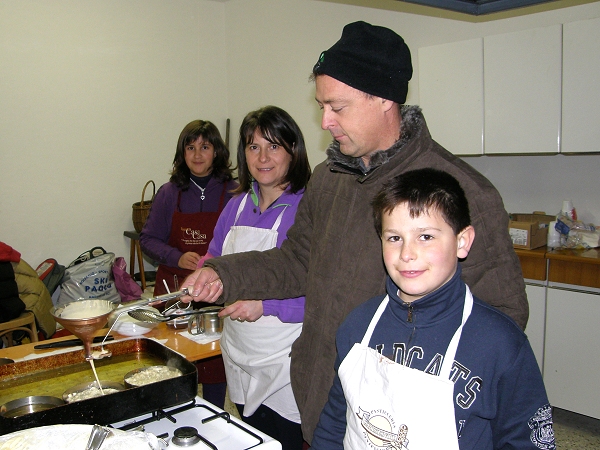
[407,304,414,323]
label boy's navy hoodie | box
[312,265,555,449]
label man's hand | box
[219,300,263,322]
[180,267,223,304]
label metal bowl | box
[0,396,64,418]
[124,365,183,388]
[62,380,125,403]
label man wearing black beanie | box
[182,21,528,445]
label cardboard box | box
[508,212,555,250]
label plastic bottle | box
[547,220,561,248]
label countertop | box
[515,245,600,288]
[0,322,221,363]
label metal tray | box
[0,338,197,435]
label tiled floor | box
[554,408,600,449]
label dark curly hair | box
[170,120,234,189]
[234,106,311,195]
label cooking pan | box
[63,381,125,403]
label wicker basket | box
[132,180,155,233]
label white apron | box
[339,286,473,450]
[220,192,303,422]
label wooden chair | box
[0,311,38,347]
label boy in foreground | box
[311,168,555,450]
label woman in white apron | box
[311,169,554,450]
[201,106,311,450]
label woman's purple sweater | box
[206,183,305,323]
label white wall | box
[0,0,228,267]
[2,0,599,271]
[461,154,600,225]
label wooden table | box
[0,322,221,363]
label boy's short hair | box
[372,168,471,235]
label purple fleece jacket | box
[139,178,237,268]
[207,182,305,323]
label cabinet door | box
[524,283,546,373]
[484,25,562,154]
[418,38,483,156]
[545,286,600,419]
[562,17,600,153]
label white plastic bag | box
[57,249,121,306]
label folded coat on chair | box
[12,259,56,338]
[0,241,56,339]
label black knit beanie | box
[313,21,413,104]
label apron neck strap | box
[217,182,227,209]
[361,296,389,346]
[234,192,288,231]
[176,190,183,212]
[271,206,287,231]
[439,285,473,379]
[360,286,474,380]
[234,193,250,224]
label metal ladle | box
[127,309,201,323]
[94,288,194,357]
[128,305,222,323]
[107,288,192,319]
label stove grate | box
[114,399,266,449]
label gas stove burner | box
[172,426,201,446]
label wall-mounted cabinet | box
[484,25,562,154]
[418,38,483,155]
[562,17,600,153]
[418,20,600,155]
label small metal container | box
[0,396,64,418]
[188,306,223,335]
